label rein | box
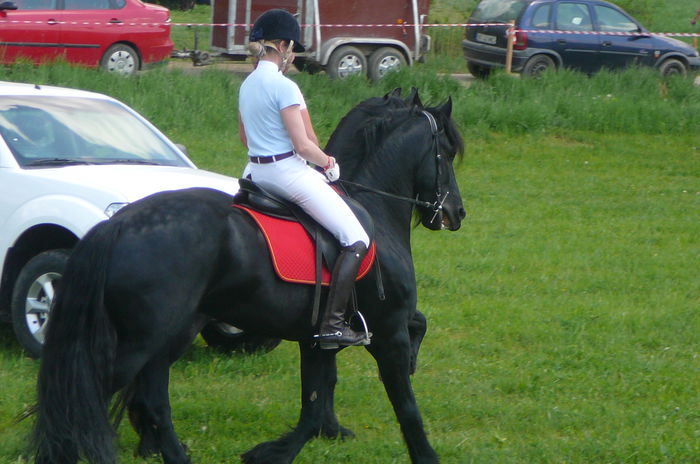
[338,110,449,223]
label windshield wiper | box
[25,158,94,167]
[95,159,162,166]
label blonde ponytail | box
[247,40,284,59]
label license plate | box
[476,32,497,45]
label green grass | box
[0,60,699,462]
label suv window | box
[594,5,638,32]
[556,2,593,31]
[531,4,552,28]
[471,0,530,23]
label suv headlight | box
[105,202,129,218]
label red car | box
[0,0,173,75]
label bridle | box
[339,110,450,225]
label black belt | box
[249,151,295,164]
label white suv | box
[0,81,242,357]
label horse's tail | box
[32,220,121,464]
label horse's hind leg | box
[126,349,191,464]
[124,321,201,464]
[242,344,337,463]
[367,327,439,464]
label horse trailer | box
[210,0,431,80]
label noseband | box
[339,110,449,222]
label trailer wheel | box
[368,47,406,81]
[326,46,367,79]
[294,57,322,74]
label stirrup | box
[313,310,372,349]
[350,310,371,341]
[314,330,371,349]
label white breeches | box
[247,154,370,247]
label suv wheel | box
[326,46,367,79]
[659,58,687,78]
[11,249,70,358]
[522,54,555,78]
[200,321,281,354]
[467,61,492,79]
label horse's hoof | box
[321,425,355,440]
[241,440,294,464]
[135,442,160,458]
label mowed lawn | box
[0,60,699,463]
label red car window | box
[64,0,112,10]
[13,0,57,9]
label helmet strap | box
[280,40,295,73]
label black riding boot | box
[317,241,371,349]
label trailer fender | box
[319,37,412,67]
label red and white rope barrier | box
[1,19,699,37]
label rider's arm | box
[300,107,319,147]
[238,112,248,148]
[281,105,331,168]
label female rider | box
[238,9,371,349]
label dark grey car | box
[462,0,700,77]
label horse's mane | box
[326,88,464,179]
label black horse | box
[31,89,465,464]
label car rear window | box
[471,0,530,23]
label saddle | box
[233,177,376,284]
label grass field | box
[0,10,700,463]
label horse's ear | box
[436,97,453,118]
[406,87,423,108]
[385,88,402,100]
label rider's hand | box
[323,156,340,182]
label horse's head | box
[327,89,465,232]
[413,98,466,231]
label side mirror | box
[0,1,18,10]
[175,143,189,156]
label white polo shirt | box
[239,60,302,158]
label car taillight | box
[514,30,528,50]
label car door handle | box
[602,41,612,47]
[47,18,59,25]
[557,39,567,45]
[108,18,123,24]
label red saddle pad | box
[235,205,375,285]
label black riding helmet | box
[249,9,305,53]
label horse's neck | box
[348,164,415,246]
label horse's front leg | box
[241,343,337,464]
[408,310,428,376]
[367,326,439,464]
[319,350,356,440]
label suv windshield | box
[0,96,188,168]
[471,0,530,22]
